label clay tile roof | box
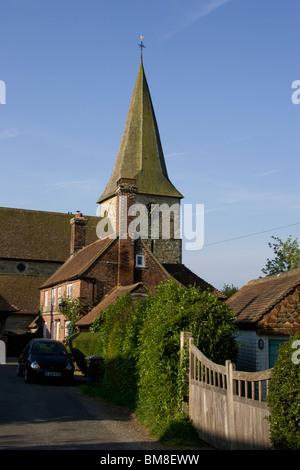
[40,236,116,288]
[76,282,147,327]
[227,267,300,325]
[0,207,99,262]
[0,294,18,313]
[163,263,225,299]
[0,275,49,315]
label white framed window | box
[44,291,48,307]
[51,288,56,306]
[135,254,145,267]
[67,284,73,299]
[57,286,62,302]
[65,320,71,339]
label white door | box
[56,321,60,341]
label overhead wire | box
[204,222,300,247]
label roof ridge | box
[40,236,117,289]
[247,267,300,286]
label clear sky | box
[0,0,299,290]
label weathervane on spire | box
[138,36,145,61]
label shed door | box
[269,339,287,368]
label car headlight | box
[30,361,40,369]
[65,362,73,371]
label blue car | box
[17,338,74,384]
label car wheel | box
[24,368,31,383]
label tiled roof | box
[0,275,49,315]
[40,236,116,288]
[0,294,18,313]
[163,263,225,299]
[0,207,99,262]
[227,268,300,325]
[76,282,147,327]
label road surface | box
[0,359,176,451]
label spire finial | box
[138,36,145,61]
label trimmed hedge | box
[67,331,102,374]
[266,332,300,450]
[90,280,238,439]
[135,281,238,435]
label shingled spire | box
[97,59,183,204]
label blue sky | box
[0,0,299,289]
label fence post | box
[226,359,237,449]
[180,332,193,415]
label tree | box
[221,283,239,298]
[58,296,83,338]
[261,236,300,276]
[266,333,300,449]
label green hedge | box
[266,332,300,450]
[135,281,238,436]
[90,280,238,440]
[67,331,102,374]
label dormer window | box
[135,254,145,267]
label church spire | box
[97,54,183,204]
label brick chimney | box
[116,179,136,285]
[70,212,88,256]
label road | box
[0,359,175,451]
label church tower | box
[97,54,183,265]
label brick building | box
[0,207,99,349]
[40,58,222,341]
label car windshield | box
[31,342,67,356]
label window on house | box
[44,291,48,307]
[57,286,62,302]
[135,254,145,267]
[65,320,71,339]
[52,288,56,306]
[67,284,73,299]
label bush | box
[266,332,300,450]
[92,294,146,408]
[67,331,102,374]
[89,280,238,441]
[135,281,238,436]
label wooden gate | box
[181,332,272,450]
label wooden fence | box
[181,332,273,450]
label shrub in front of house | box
[67,331,102,374]
[89,280,238,441]
[135,280,238,437]
[266,332,300,450]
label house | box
[227,267,300,371]
[40,57,222,341]
[0,206,99,351]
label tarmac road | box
[0,359,173,451]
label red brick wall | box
[134,244,169,291]
[40,239,120,341]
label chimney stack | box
[70,212,88,256]
[116,179,136,285]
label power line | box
[205,222,300,247]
